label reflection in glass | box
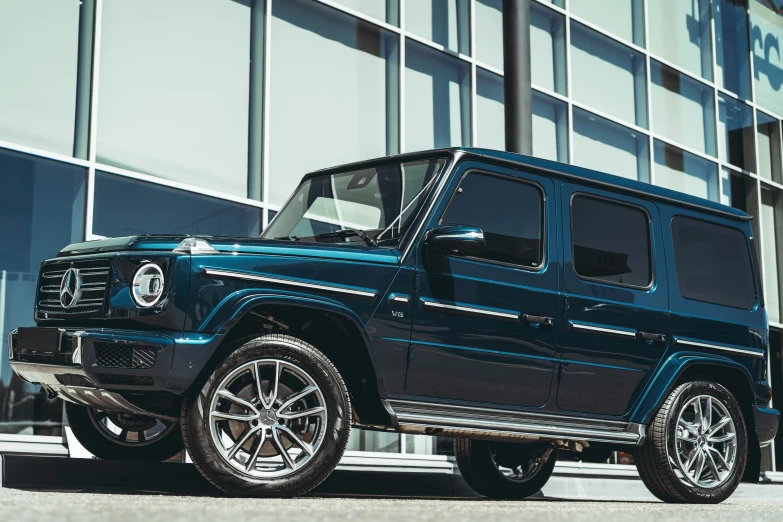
[405,41,470,152]
[650,61,716,156]
[476,69,505,150]
[406,0,469,55]
[648,0,712,80]
[570,23,647,128]
[714,0,752,99]
[0,149,86,435]
[757,111,782,182]
[654,140,718,201]
[0,0,80,155]
[331,0,398,25]
[531,3,567,95]
[475,0,503,69]
[93,173,261,238]
[573,109,649,182]
[762,189,781,323]
[533,92,568,163]
[751,0,783,115]
[269,0,399,206]
[718,95,756,172]
[98,0,251,197]
[569,0,644,46]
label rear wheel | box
[635,381,747,504]
[454,439,556,499]
[65,401,183,461]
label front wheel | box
[635,381,747,504]
[454,439,557,499]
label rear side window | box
[439,172,543,267]
[571,195,652,288]
[671,216,756,309]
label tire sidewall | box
[664,381,747,503]
[185,335,350,497]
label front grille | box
[16,353,74,365]
[37,259,110,318]
[96,374,154,386]
[94,342,157,369]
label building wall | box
[0,0,782,468]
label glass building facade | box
[1,0,782,473]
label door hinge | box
[414,271,419,292]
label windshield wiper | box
[315,228,377,247]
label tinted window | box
[439,172,543,267]
[671,216,756,309]
[571,195,652,288]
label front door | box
[405,163,559,408]
[556,184,670,416]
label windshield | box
[262,158,446,246]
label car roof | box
[307,147,752,222]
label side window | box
[671,216,756,309]
[571,195,652,288]
[439,172,544,268]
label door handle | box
[637,331,667,343]
[523,314,554,328]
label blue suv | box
[8,148,779,503]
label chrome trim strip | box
[569,321,637,339]
[389,294,410,304]
[203,268,377,298]
[420,299,519,321]
[673,337,765,359]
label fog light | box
[131,263,165,307]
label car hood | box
[58,235,401,265]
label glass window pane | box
[406,0,469,54]
[718,95,756,172]
[569,0,644,46]
[650,61,716,156]
[440,173,544,268]
[346,428,400,452]
[270,0,398,206]
[714,0,752,99]
[671,216,757,310]
[654,140,719,201]
[571,196,652,288]
[331,0,398,25]
[0,0,79,155]
[475,0,503,69]
[648,0,712,80]
[531,3,567,95]
[533,92,568,163]
[405,41,470,152]
[98,0,250,198]
[757,111,782,183]
[93,174,261,237]
[762,190,781,323]
[751,0,783,116]
[570,23,647,127]
[0,148,86,435]
[476,69,505,150]
[573,108,649,182]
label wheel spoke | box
[244,429,267,472]
[704,448,721,481]
[679,419,700,437]
[211,411,257,422]
[684,446,700,472]
[251,362,265,408]
[707,416,731,436]
[278,386,318,414]
[693,450,706,482]
[216,390,259,414]
[707,432,736,444]
[275,424,315,456]
[138,431,146,443]
[277,406,326,420]
[707,446,730,470]
[704,396,712,429]
[119,429,128,442]
[227,426,262,461]
[694,398,704,430]
[271,425,297,470]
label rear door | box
[557,184,670,417]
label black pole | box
[503,0,533,155]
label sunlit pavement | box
[1,488,783,522]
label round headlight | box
[132,263,165,308]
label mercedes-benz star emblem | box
[59,268,82,309]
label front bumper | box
[754,405,779,447]
[8,327,223,417]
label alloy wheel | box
[88,408,175,447]
[490,444,546,483]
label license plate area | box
[16,327,65,354]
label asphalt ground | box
[1,488,782,522]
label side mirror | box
[425,225,485,256]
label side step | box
[387,399,645,445]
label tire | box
[65,401,183,461]
[454,438,557,499]
[635,381,747,504]
[181,334,351,497]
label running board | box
[387,400,645,446]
